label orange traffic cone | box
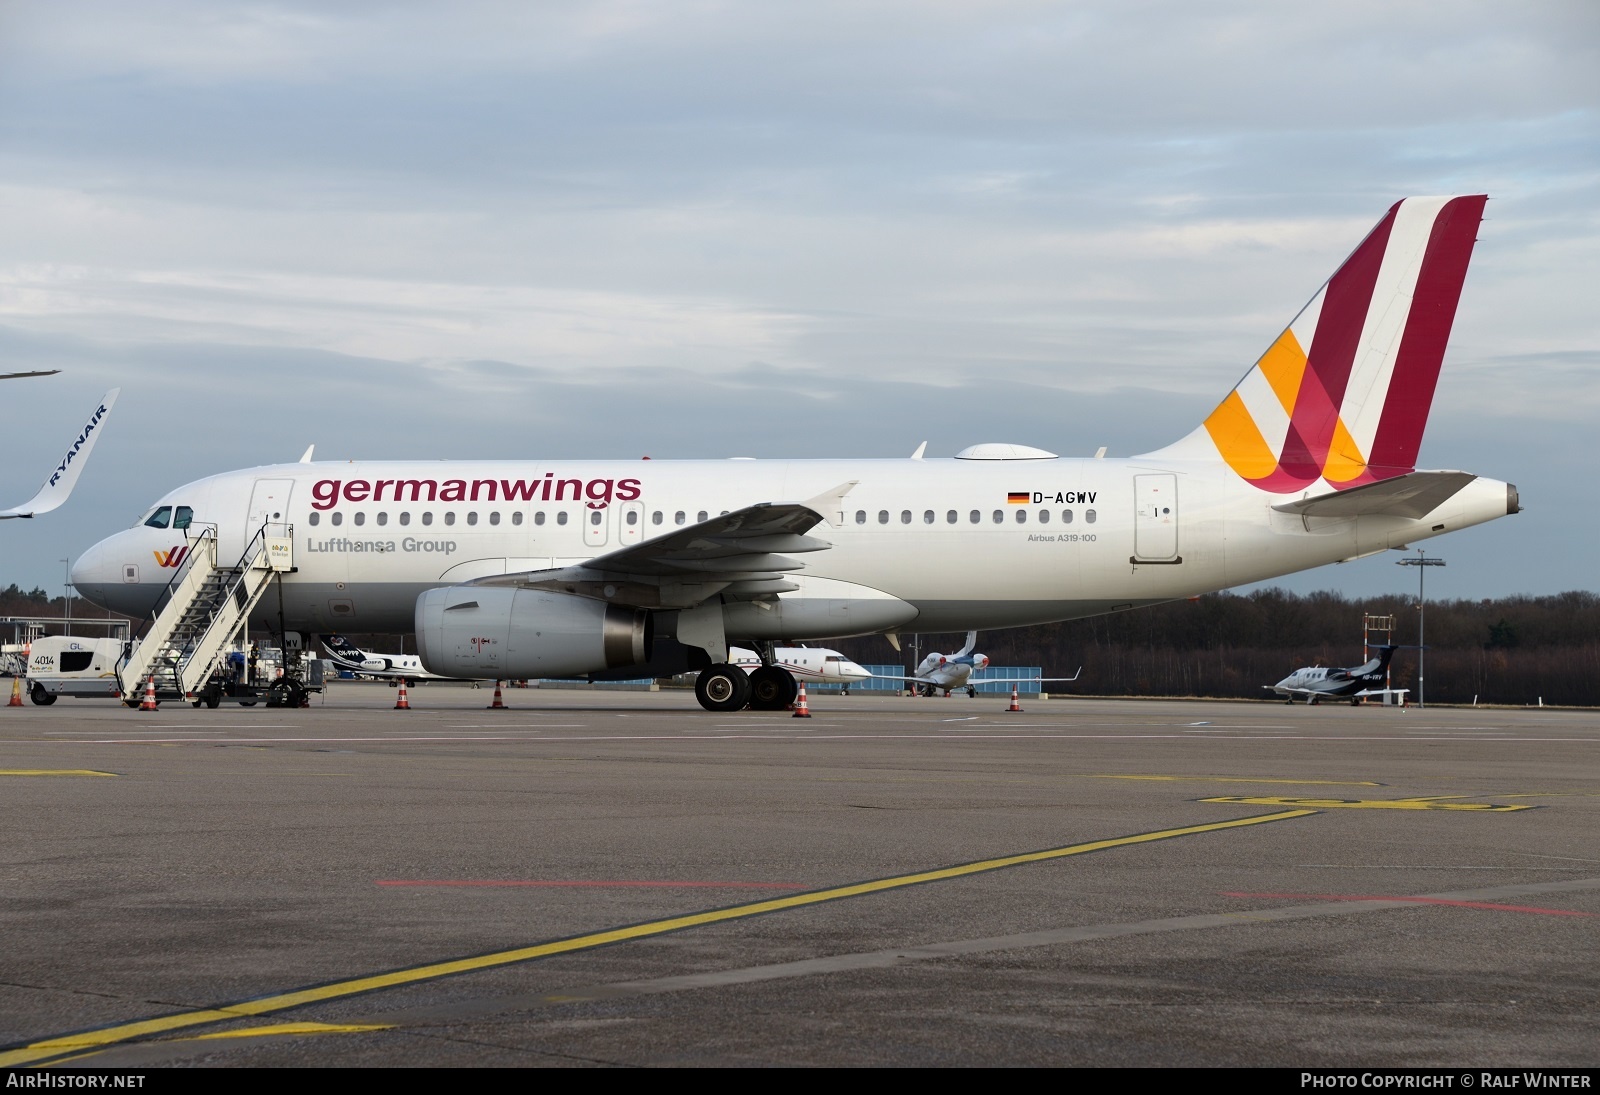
[1006,684,1023,713]
[394,678,411,710]
[792,681,812,718]
[140,675,160,711]
[8,677,23,707]
[487,681,506,709]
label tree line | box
[830,589,1600,707]
[7,580,1599,705]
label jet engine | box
[414,586,649,680]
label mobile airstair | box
[117,524,294,704]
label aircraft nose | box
[70,537,115,601]
[71,530,142,612]
[841,660,871,681]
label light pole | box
[61,558,70,637]
[1396,549,1446,708]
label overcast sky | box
[1,1,1596,610]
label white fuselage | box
[71,455,1514,642]
[730,646,872,685]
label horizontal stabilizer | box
[1271,470,1477,519]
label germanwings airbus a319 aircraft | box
[72,196,1518,711]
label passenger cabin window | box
[878,510,889,525]
[557,512,569,526]
[1038,510,1050,524]
[969,510,980,524]
[589,511,602,526]
[992,510,1003,524]
[422,512,433,526]
[1061,509,1073,524]
[400,512,411,526]
[625,510,638,527]
[855,510,866,525]
[489,511,500,526]
[377,512,388,526]
[901,510,911,524]
[173,506,194,530]
[444,512,456,526]
[353,512,366,526]
[466,512,478,526]
[1015,509,1027,524]
[697,511,708,523]
[144,506,172,529]
[512,512,523,526]
[331,512,343,527]
[946,510,957,524]
[674,511,686,525]
[1086,509,1097,524]
[652,511,663,525]
[535,512,546,525]
[308,512,320,526]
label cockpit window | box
[173,506,194,530]
[143,506,172,529]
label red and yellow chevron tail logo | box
[1197,195,1486,494]
[153,545,190,569]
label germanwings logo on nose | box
[1198,195,1485,493]
[153,546,190,568]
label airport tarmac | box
[1,683,1596,1068]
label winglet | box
[0,388,120,519]
[802,480,858,527]
[299,444,316,463]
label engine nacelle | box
[415,586,648,680]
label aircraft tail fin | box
[955,631,977,658]
[1143,196,1487,493]
[321,634,364,660]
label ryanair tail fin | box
[1145,196,1486,493]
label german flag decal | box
[1007,492,1029,505]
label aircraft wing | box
[1,389,120,519]
[1270,470,1478,520]
[472,486,852,609]
[1352,687,1409,699]
[872,670,1082,685]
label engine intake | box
[415,586,648,680]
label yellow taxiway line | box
[0,808,1315,1067]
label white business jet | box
[320,634,463,683]
[1267,645,1409,705]
[875,632,1080,697]
[729,645,872,703]
[69,197,1519,713]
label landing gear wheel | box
[695,664,752,712]
[30,684,57,706]
[748,665,798,711]
[967,687,977,698]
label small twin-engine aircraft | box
[70,197,1519,713]
[729,645,872,703]
[320,634,460,682]
[1267,645,1407,705]
[875,632,1080,697]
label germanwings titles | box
[71,196,1519,711]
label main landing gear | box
[748,664,799,711]
[692,653,800,713]
[695,663,753,712]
